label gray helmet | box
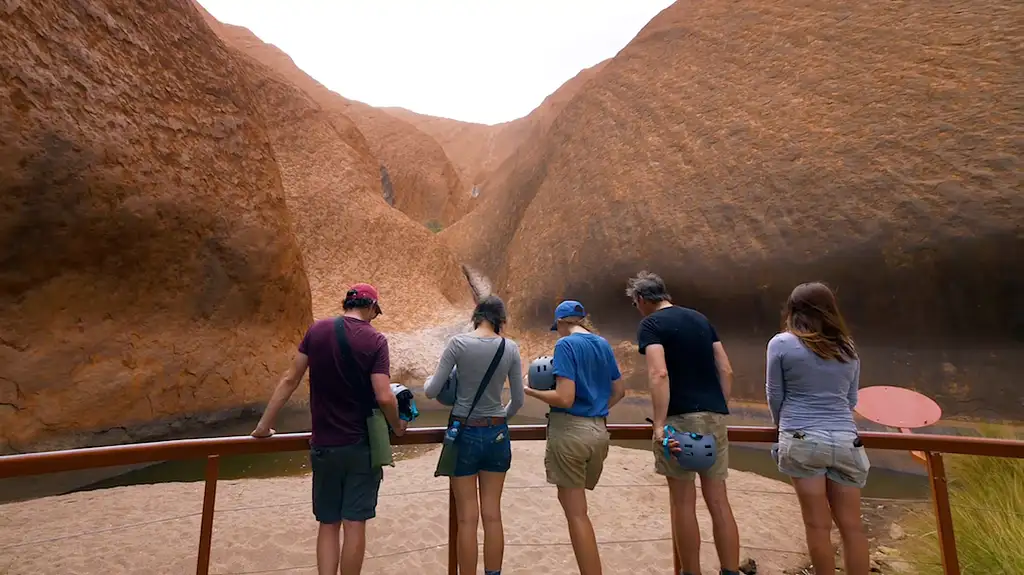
[665,426,717,471]
[527,356,556,390]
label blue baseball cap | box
[551,300,586,331]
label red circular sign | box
[855,385,942,429]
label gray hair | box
[625,270,672,303]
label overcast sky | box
[197,0,675,125]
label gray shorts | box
[310,440,383,524]
[773,429,870,488]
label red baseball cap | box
[346,283,382,314]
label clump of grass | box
[425,220,443,233]
[903,427,1024,574]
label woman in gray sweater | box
[766,282,869,575]
[425,295,524,575]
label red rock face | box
[201,16,470,228]
[386,60,607,190]
[443,1,1024,417]
[196,7,472,330]
[0,0,313,452]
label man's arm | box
[712,341,734,401]
[644,343,670,439]
[252,352,309,437]
[524,376,576,409]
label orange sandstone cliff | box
[442,0,1024,416]
[0,0,312,453]
[201,14,470,227]
[195,4,475,383]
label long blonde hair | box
[783,282,857,362]
[559,315,598,334]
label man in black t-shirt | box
[627,271,741,575]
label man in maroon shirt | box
[251,283,406,575]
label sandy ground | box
[0,443,810,575]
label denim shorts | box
[773,429,870,488]
[453,423,512,477]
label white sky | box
[197,0,675,125]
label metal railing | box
[1,425,1022,575]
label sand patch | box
[0,443,809,574]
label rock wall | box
[0,0,313,453]
[201,15,469,227]
[445,0,1024,418]
[196,7,472,336]
[386,60,607,190]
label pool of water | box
[75,410,929,501]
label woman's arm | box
[606,341,625,409]
[423,337,459,399]
[847,358,861,410]
[524,339,576,409]
[525,377,575,409]
[505,345,525,418]
[766,335,785,427]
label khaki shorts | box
[653,412,729,481]
[545,412,610,490]
[774,429,870,488]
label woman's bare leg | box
[792,476,836,573]
[557,487,602,575]
[478,470,507,572]
[451,475,480,575]
[827,480,870,575]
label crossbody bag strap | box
[462,337,506,422]
[333,316,377,414]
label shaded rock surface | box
[0,0,313,453]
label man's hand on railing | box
[250,425,276,439]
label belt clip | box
[662,424,678,459]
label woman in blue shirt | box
[525,300,625,575]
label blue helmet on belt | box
[664,425,717,471]
[528,355,556,390]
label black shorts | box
[310,441,383,524]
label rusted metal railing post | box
[448,485,458,575]
[196,455,221,575]
[925,452,960,575]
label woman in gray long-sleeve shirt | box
[765,282,870,575]
[424,295,524,575]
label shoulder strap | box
[333,316,377,413]
[463,338,506,421]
